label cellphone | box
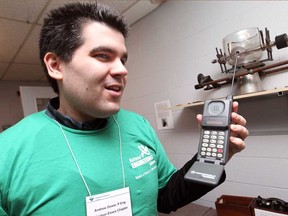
[198,95,233,165]
[184,95,233,185]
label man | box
[0,2,248,215]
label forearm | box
[157,154,226,213]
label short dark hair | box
[39,2,129,93]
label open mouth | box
[105,84,123,94]
[106,86,121,92]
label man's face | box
[57,22,128,121]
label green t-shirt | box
[0,109,176,215]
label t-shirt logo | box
[129,145,154,169]
[138,145,150,158]
[129,145,157,180]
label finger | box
[196,114,202,124]
[230,136,246,153]
[228,136,246,159]
[230,124,249,140]
[232,101,239,113]
[231,112,247,126]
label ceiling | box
[0,0,164,82]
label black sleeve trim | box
[157,154,226,214]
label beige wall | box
[123,0,288,208]
[0,81,49,132]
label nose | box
[110,59,128,77]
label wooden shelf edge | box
[169,86,288,110]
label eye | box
[121,57,128,65]
[94,53,110,61]
[121,55,128,65]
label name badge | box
[86,187,132,216]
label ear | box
[44,52,63,80]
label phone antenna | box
[229,52,239,96]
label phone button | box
[217,153,223,158]
[217,140,224,144]
[210,139,216,144]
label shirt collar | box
[45,97,107,130]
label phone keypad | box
[200,130,227,159]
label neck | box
[46,97,107,130]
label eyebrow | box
[90,46,128,60]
